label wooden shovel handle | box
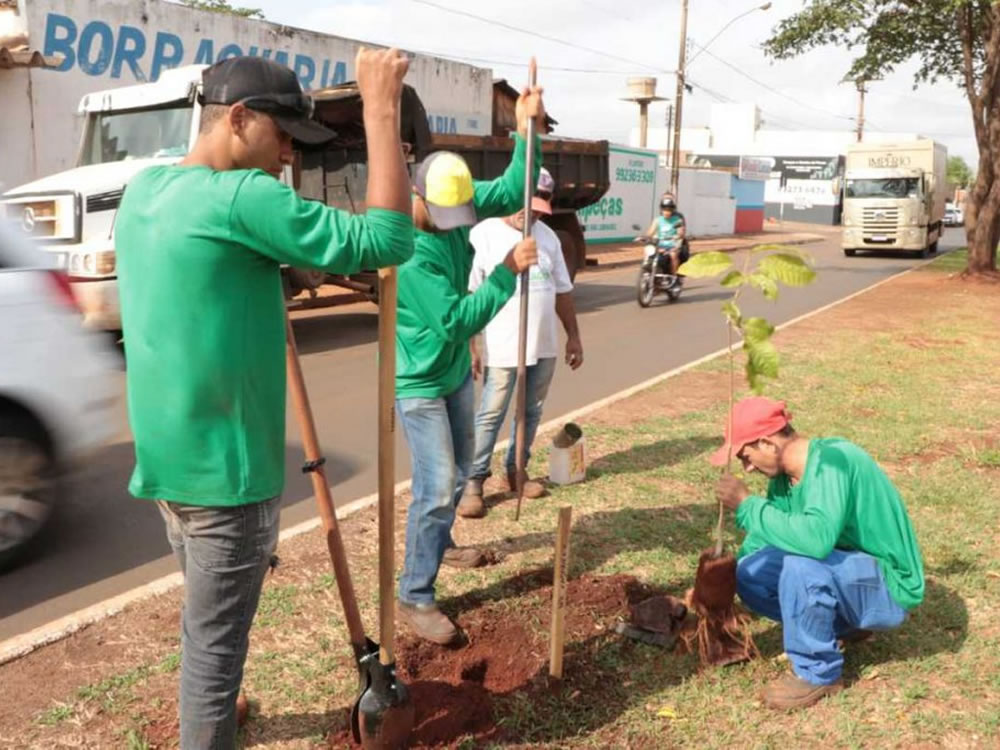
[285,313,367,649]
[377,266,398,665]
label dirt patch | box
[328,574,660,749]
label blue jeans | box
[158,496,281,750]
[470,357,557,480]
[737,546,907,686]
[397,373,475,605]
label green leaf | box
[744,338,779,394]
[742,317,775,343]
[748,271,779,301]
[722,300,742,327]
[719,270,747,288]
[677,251,732,278]
[757,253,817,287]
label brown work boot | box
[236,692,250,727]
[762,672,843,710]
[397,601,459,645]
[442,545,485,568]
[507,469,546,499]
[457,478,486,518]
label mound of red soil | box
[328,573,659,749]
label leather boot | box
[457,478,486,518]
[396,601,458,645]
[442,545,485,568]
[762,672,843,710]
[507,469,546,499]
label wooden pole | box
[670,0,689,194]
[549,506,573,680]
[514,57,538,522]
[377,266,397,666]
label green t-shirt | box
[395,134,541,399]
[736,438,925,610]
[116,165,413,506]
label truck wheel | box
[554,230,579,279]
[844,248,857,257]
[929,240,939,254]
[286,268,327,298]
[0,410,59,572]
[915,245,930,259]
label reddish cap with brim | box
[709,397,792,467]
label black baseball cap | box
[198,57,335,145]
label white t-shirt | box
[468,217,573,368]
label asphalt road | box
[0,229,964,642]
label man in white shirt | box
[459,169,584,518]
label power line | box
[411,0,669,74]
[691,42,857,126]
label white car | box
[0,221,119,570]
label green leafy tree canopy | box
[948,155,974,189]
[177,0,264,19]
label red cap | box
[709,397,792,467]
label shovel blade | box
[355,658,415,750]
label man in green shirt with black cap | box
[393,87,545,645]
[115,48,413,748]
[714,397,925,711]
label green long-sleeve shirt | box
[395,134,541,399]
[736,438,925,610]
[117,165,413,506]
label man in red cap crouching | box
[713,397,924,710]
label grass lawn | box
[4,251,1000,750]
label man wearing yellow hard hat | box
[394,86,545,645]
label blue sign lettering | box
[151,31,184,80]
[112,25,146,80]
[428,115,458,134]
[217,43,243,61]
[42,13,76,72]
[40,13,363,95]
[78,21,114,77]
[193,38,214,65]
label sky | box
[247,0,979,167]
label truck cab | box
[841,140,947,258]
[0,65,206,330]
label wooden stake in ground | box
[549,505,572,680]
[514,56,538,522]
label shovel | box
[356,266,415,747]
[514,57,538,522]
[284,301,410,747]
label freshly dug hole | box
[327,573,664,748]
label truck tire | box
[844,248,857,257]
[929,240,939,254]
[286,268,327,298]
[0,409,59,572]
[543,213,587,282]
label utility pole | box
[855,79,867,143]
[670,0,689,194]
[665,102,674,175]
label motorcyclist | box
[643,194,687,286]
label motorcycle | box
[635,235,685,307]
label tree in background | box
[764,1,999,277]
[178,0,264,19]
[948,155,974,190]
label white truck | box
[0,66,609,331]
[841,139,947,258]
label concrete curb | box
[580,234,825,274]
[0,250,944,667]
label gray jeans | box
[157,496,281,750]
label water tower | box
[622,77,665,148]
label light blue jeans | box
[397,374,475,605]
[157,496,281,750]
[737,545,907,686]
[470,357,557,480]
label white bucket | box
[549,422,586,485]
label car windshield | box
[845,178,920,199]
[79,105,193,166]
